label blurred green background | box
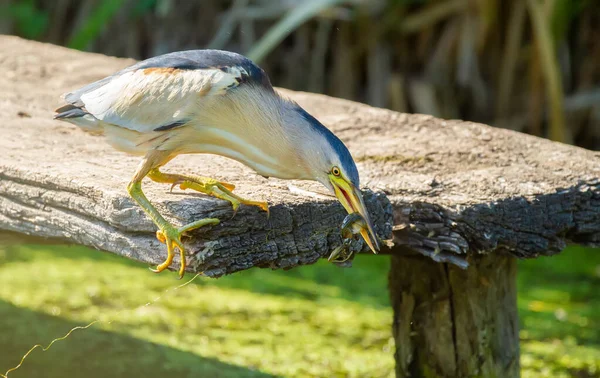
[0,243,598,377]
[1,0,599,377]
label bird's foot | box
[178,178,269,216]
[147,168,268,216]
[153,218,220,278]
[170,175,236,192]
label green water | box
[0,243,598,377]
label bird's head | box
[293,107,380,254]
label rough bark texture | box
[390,251,520,377]
[0,36,393,277]
[1,36,599,276]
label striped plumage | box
[55,50,357,183]
[54,49,378,277]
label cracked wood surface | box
[1,36,599,275]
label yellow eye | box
[332,166,341,176]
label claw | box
[156,230,167,243]
[149,169,267,216]
[256,201,269,214]
[176,240,186,279]
[218,181,236,191]
[151,234,175,273]
[151,218,219,278]
[230,200,240,218]
[179,218,220,235]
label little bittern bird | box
[54,49,379,278]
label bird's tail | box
[54,104,103,134]
[54,103,155,155]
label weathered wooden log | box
[0,36,394,277]
[1,36,599,377]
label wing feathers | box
[58,50,274,135]
[153,119,190,132]
[69,68,220,133]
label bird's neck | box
[188,87,314,180]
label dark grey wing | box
[64,75,115,108]
[128,49,273,89]
[56,49,273,133]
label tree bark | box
[2,36,599,277]
[389,250,519,377]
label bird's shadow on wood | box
[0,300,278,378]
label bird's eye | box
[332,166,341,176]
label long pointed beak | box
[331,180,380,254]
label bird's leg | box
[128,155,219,278]
[147,168,269,215]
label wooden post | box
[389,250,519,377]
